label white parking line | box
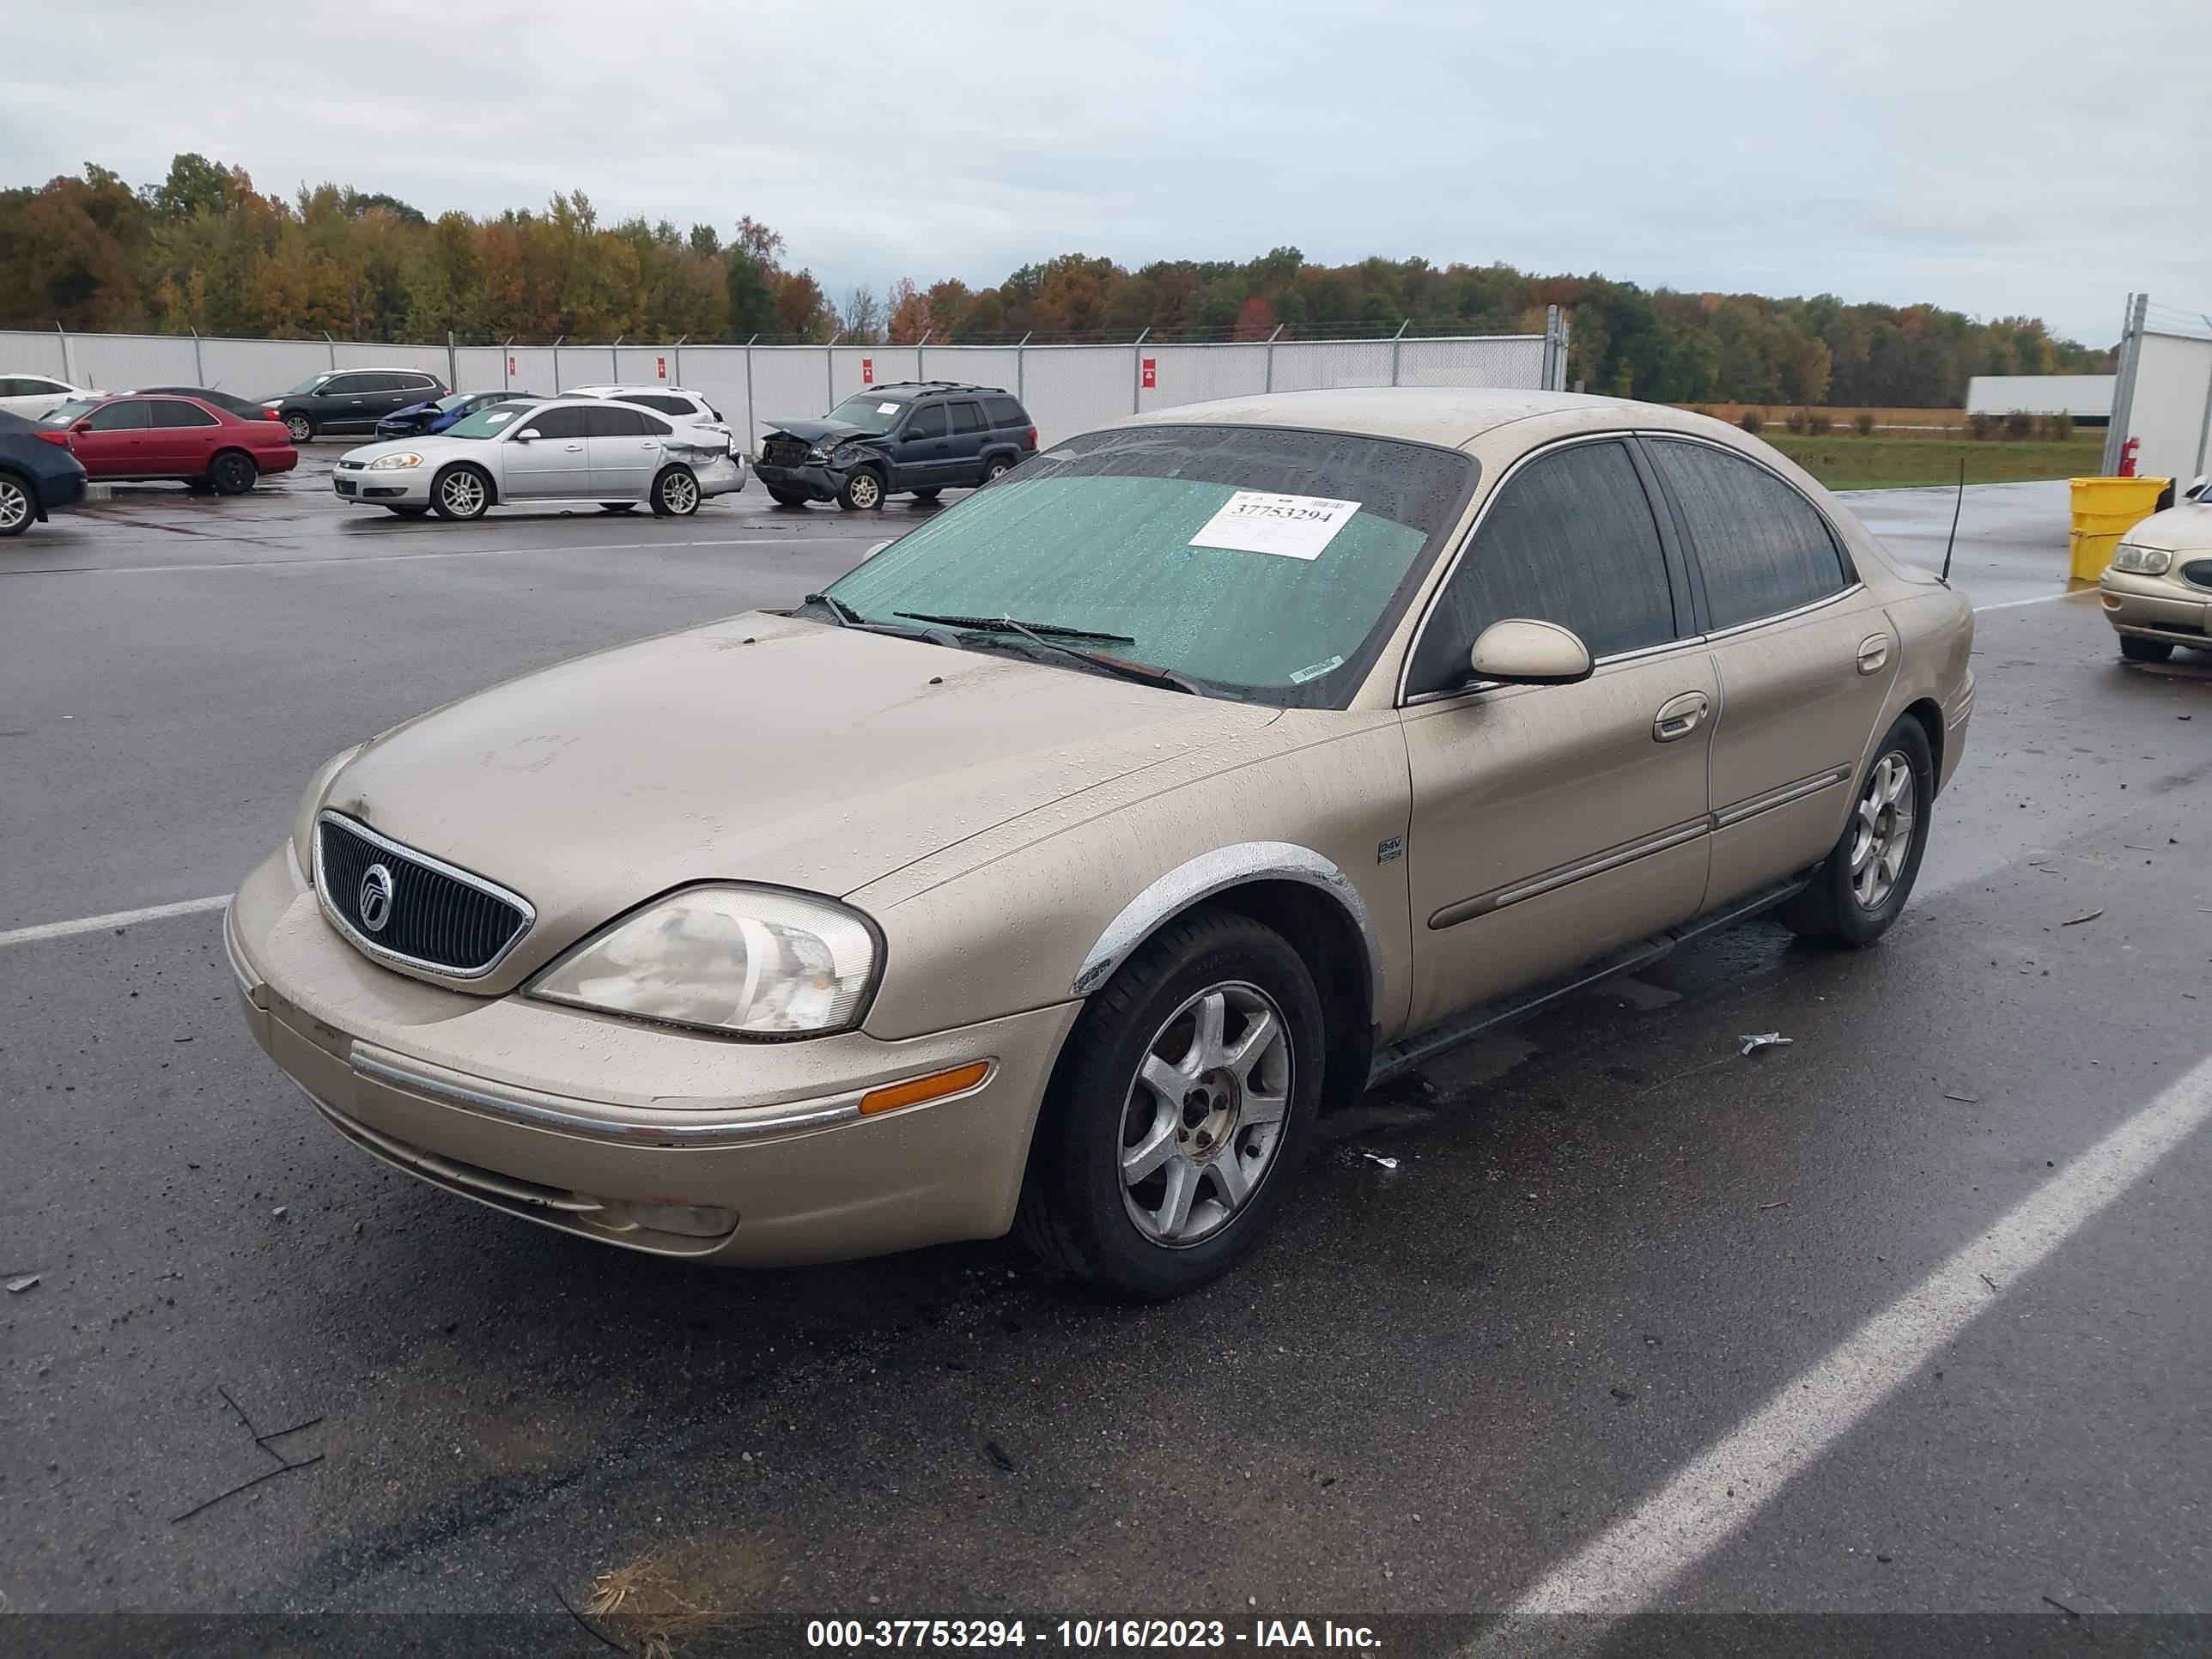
[0,894,229,948]
[1476,1048,2212,1636]
[1972,590,2081,613]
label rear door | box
[1642,436,1895,911]
[504,404,593,499]
[942,399,990,483]
[147,398,222,474]
[389,373,441,416]
[71,398,155,477]
[584,404,661,498]
[1399,436,1715,1030]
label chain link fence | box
[3,309,1569,453]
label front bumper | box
[2099,570,2210,647]
[333,465,432,506]
[754,460,845,500]
[227,845,1077,1265]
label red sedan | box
[46,393,298,494]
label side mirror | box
[2185,474,2209,502]
[513,428,540,443]
[1468,618,1595,685]
[72,420,91,434]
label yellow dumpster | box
[2069,476,2170,580]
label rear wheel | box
[283,412,313,445]
[651,465,700,517]
[1014,908,1324,1298]
[430,465,491,520]
[208,451,257,495]
[0,471,33,537]
[767,486,813,507]
[599,501,637,514]
[982,456,1015,484]
[2120,635,2174,663]
[1780,715,1934,948]
[836,468,884,511]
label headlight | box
[368,453,423,471]
[292,744,364,878]
[2109,543,2172,575]
[530,884,880,1038]
[805,443,832,463]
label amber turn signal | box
[859,1060,993,1116]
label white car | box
[562,386,738,453]
[0,374,96,421]
[330,396,743,520]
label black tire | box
[766,486,814,508]
[283,412,313,445]
[599,501,638,514]
[2120,635,2174,663]
[910,487,942,501]
[981,456,1016,484]
[383,504,429,518]
[429,464,492,521]
[650,465,701,518]
[1780,715,1935,948]
[1014,908,1325,1298]
[0,470,33,538]
[836,467,885,511]
[209,451,257,495]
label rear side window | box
[1648,440,1851,629]
[1408,439,1678,695]
[151,400,218,428]
[950,401,987,434]
[985,397,1026,427]
[904,404,948,440]
[629,394,687,415]
[85,400,153,432]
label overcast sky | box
[5,0,2206,345]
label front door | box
[1641,437,1899,910]
[70,398,155,477]
[1399,436,1714,1032]
[503,405,593,500]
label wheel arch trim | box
[1072,842,1384,1010]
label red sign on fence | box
[861,358,875,386]
[507,354,517,376]
[656,355,667,381]
[1141,356,1158,390]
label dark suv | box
[260,368,448,443]
[756,381,1036,510]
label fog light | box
[625,1200,738,1238]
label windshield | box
[821,394,911,434]
[431,392,483,412]
[441,400,534,440]
[43,399,98,425]
[822,424,1477,706]
[283,374,333,396]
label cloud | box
[3,0,2206,344]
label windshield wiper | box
[895,611,1200,696]
[804,592,863,627]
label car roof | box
[857,381,1012,399]
[564,384,704,397]
[1112,387,1740,451]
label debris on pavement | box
[2060,910,2104,927]
[6,1273,40,1293]
[1943,1091,1982,1103]
[1737,1032,1793,1056]
[1979,1273,1999,1292]
[984,1440,1017,1473]
[1758,1200,1789,1211]
[2042,1595,2082,1620]
[1359,1152,1401,1170]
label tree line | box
[0,155,2112,408]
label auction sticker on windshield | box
[1188,490,1360,561]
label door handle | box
[563,442,584,452]
[1653,690,1710,742]
[1856,634,1891,675]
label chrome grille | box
[2181,558,2212,592]
[314,813,532,979]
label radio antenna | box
[1939,454,1965,586]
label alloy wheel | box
[1849,750,1916,909]
[848,472,882,509]
[439,470,486,517]
[660,471,698,514]
[284,414,312,444]
[1119,981,1293,1248]
[0,477,27,533]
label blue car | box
[374,389,537,440]
[0,408,90,537]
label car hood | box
[2118,501,2212,553]
[336,433,497,466]
[380,402,437,423]
[764,417,873,444]
[322,613,1279,991]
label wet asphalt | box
[2,461,2209,1654]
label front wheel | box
[0,471,33,537]
[651,465,700,517]
[1780,715,1935,948]
[836,468,884,511]
[2120,635,2174,663]
[1015,908,1324,1298]
[283,412,313,445]
[430,465,491,520]
[209,452,258,495]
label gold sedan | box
[228,389,1975,1297]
